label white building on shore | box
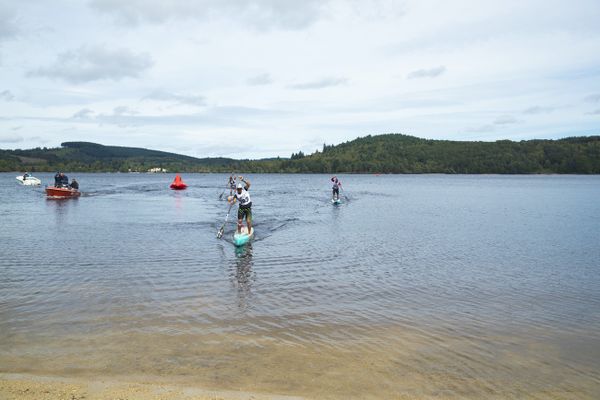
[147,167,167,173]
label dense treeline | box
[0,141,237,173]
[261,134,600,174]
[1,134,599,173]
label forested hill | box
[254,134,600,174]
[0,141,237,172]
[1,135,599,173]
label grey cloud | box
[494,115,518,125]
[11,126,22,131]
[465,124,495,133]
[585,109,600,115]
[247,73,272,86]
[0,89,14,101]
[28,45,153,84]
[90,0,327,31]
[289,77,348,90]
[0,133,23,143]
[143,89,206,107]
[523,106,554,115]
[72,108,95,119]
[584,94,600,103]
[407,66,446,79]
[113,105,139,115]
[0,3,19,42]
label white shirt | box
[235,189,252,207]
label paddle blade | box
[217,227,224,238]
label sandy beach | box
[0,374,314,400]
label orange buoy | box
[170,174,188,190]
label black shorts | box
[238,206,252,222]
[333,188,339,195]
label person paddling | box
[331,176,342,201]
[228,173,237,196]
[229,176,252,234]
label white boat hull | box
[16,176,42,186]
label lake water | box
[1,172,599,399]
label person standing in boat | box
[331,176,342,200]
[70,178,79,190]
[54,172,61,187]
[229,176,252,234]
[59,172,69,187]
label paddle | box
[341,185,349,202]
[217,202,233,238]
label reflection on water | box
[232,244,254,311]
[1,173,600,399]
[45,196,78,226]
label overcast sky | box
[1,0,599,158]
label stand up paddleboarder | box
[331,176,342,201]
[228,173,237,196]
[229,176,252,234]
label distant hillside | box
[250,134,600,174]
[1,134,599,173]
[0,141,238,172]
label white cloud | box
[89,0,328,31]
[142,89,206,107]
[523,106,555,114]
[247,73,272,86]
[494,115,519,125]
[28,45,153,84]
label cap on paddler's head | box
[236,183,243,189]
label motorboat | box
[16,175,42,186]
[45,186,81,198]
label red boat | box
[170,175,187,190]
[45,186,81,198]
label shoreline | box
[0,373,308,400]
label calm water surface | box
[1,173,599,398]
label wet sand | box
[0,374,306,400]
[2,324,599,399]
